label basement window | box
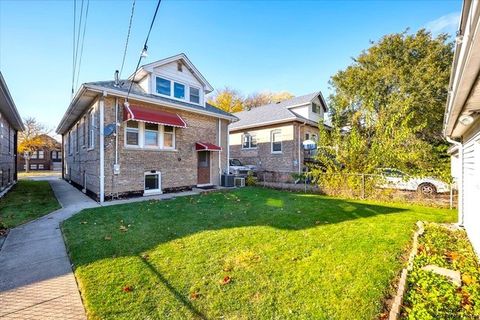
[144,171,162,195]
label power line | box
[75,0,90,90]
[71,0,77,96]
[119,0,136,79]
[72,0,84,91]
[126,0,162,103]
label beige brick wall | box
[63,95,229,199]
[229,122,319,175]
[0,111,16,190]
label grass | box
[0,180,61,229]
[402,223,480,319]
[62,187,457,320]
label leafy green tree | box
[319,29,453,180]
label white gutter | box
[115,98,119,165]
[99,94,105,204]
[230,118,319,132]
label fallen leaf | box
[119,225,128,232]
[190,291,200,300]
[80,221,88,225]
[141,253,149,260]
[104,235,112,241]
[122,286,133,292]
[462,274,476,285]
[220,276,232,285]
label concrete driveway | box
[0,178,98,319]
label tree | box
[318,29,454,180]
[207,87,244,113]
[244,91,294,110]
[18,117,54,173]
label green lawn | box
[0,180,61,229]
[63,187,456,320]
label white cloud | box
[425,12,461,35]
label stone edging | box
[388,220,425,320]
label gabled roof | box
[229,91,328,131]
[56,80,237,134]
[0,72,24,131]
[129,53,214,93]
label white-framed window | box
[242,133,257,149]
[38,164,44,170]
[163,126,175,148]
[88,110,95,149]
[126,120,140,146]
[190,87,200,104]
[82,115,87,147]
[30,164,37,170]
[31,151,38,159]
[38,150,44,159]
[174,82,185,99]
[23,164,26,170]
[76,123,80,153]
[154,76,201,105]
[144,171,162,194]
[68,131,72,154]
[124,121,176,149]
[271,130,282,153]
[144,123,159,147]
[156,77,171,96]
[312,103,319,114]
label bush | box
[245,172,256,186]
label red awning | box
[124,104,187,128]
[195,142,222,151]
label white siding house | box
[444,0,480,255]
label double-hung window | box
[242,133,257,149]
[156,77,171,96]
[88,110,95,149]
[163,126,174,148]
[144,123,159,147]
[190,87,200,104]
[271,130,282,153]
[38,150,44,159]
[174,83,185,99]
[125,121,175,149]
[126,121,140,146]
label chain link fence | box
[255,170,457,209]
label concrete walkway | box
[0,178,98,320]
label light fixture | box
[459,114,474,126]
[140,45,148,58]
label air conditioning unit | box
[234,177,245,187]
[221,174,235,187]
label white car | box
[377,168,450,194]
[229,159,256,176]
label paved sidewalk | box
[0,178,98,320]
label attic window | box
[177,62,183,72]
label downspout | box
[99,93,106,204]
[227,123,230,175]
[446,136,463,226]
[115,98,119,165]
[218,118,222,185]
[298,122,306,174]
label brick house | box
[17,134,62,171]
[229,92,329,181]
[56,53,237,202]
[0,72,24,192]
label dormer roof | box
[128,53,214,94]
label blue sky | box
[0,0,461,129]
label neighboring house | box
[229,92,328,181]
[56,53,237,203]
[17,134,62,171]
[444,0,480,255]
[0,72,24,192]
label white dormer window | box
[174,83,185,99]
[190,87,200,104]
[156,77,171,96]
